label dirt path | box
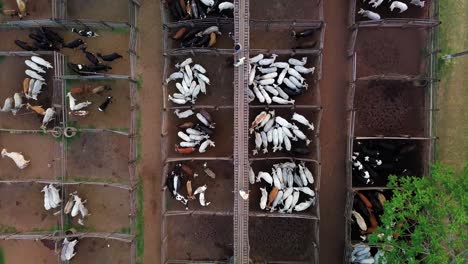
[319,0,350,262]
[436,0,468,172]
[137,1,163,263]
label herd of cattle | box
[167,0,234,21]
[359,0,426,20]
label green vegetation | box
[136,109,142,163]
[0,225,17,234]
[136,74,143,90]
[118,227,131,234]
[0,56,5,65]
[0,1,3,14]
[31,226,60,232]
[136,176,144,264]
[0,247,5,264]
[369,163,467,264]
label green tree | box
[368,163,467,264]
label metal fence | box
[343,2,440,262]
[0,2,140,263]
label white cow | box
[358,8,381,20]
[410,0,425,7]
[390,1,408,13]
[1,148,30,169]
[60,238,78,261]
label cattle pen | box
[343,1,439,262]
[159,0,324,263]
[0,1,141,263]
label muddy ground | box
[0,183,59,232]
[66,79,131,130]
[0,239,57,264]
[250,26,322,50]
[356,27,428,77]
[70,238,131,264]
[164,215,233,261]
[0,55,56,130]
[66,131,130,184]
[355,1,431,22]
[354,80,428,137]
[0,0,52,22]
[163,107,233,158]
[67,0,129,22]
[164,54,234,107]
[0,132,59,180]
[164,160,234,212]
[249,218,318,262]
[250,0,321,20]
[64,184,131,233]
[0,29,130,76]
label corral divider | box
[0,2,140,261]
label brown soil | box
[0,183,59,232]
[355,1,431,22]
[164,215,233,261]
[164,160,234,212]
[66,79,131,130]
[250,27,322,50]
[249,218,319,262]
[0,240,56,264]
[250,0,321,20]
[0,0,52,22]
[0,133,59,180]
[163,108,234,158]
[318,0,350,262]
[70,238,131,264]
[67,0,129,22]
[64,185,131,233]
[66,131,130,184]
[354,80,428,137]
[0,55,56,130]
[165,54,234,107]
[356,27,428,77]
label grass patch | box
[0,56,5,65]
[31,226,60,232]
[136,74,143,90]
[0,247,5,264]
[136,109,142,163]
[136,176,144,264]
[0,225,17,234]
[118,227,131,234]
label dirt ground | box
[70,238,131,264]
[249,218,318,262]
[64,184,131,233]
[0,183,59,232]
[0,55,55,130]
[355,1,431,22]
[165,54,234,107]
[0,240,57,264]
[67,0,129,22]
[354,80,428,137]
[163,108,233,158]
[0,133,59,180]
[66,131,130,184]
[66,79,131,130]
[250,26,322,50]
[164,160,234,212]
[164,215,233,261]
[0,0,52,22]
[356,27,428,77]
[250,0,321,20]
